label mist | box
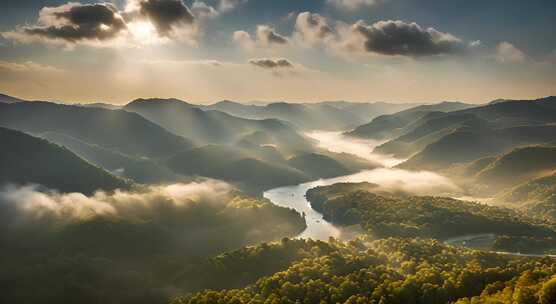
[0,181,231,225]
[0,181,306,304]
[305,131,404,167]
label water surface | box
[264,131,460,240]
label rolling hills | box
[124,98,313,154]
[345,101,474,139]
[0,127,128,194]
[0,101,193,158]
[39,132,182,184]
[204,100,416,131]
[399,125,556,170]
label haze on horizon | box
[0,0,555,104]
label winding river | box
[264,131,462,240]
[264,131,556,258]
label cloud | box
[328,0,386,11]
[0,181,231,224]
[294,12,334,47]
[0,60,63,74]
[0,60,65,85]
[335,20,464,57]
[257,25,288,46]
[469,40,482,48]
[233,25,288,51]
[233,30,256,51]
[219,0,247,12]
[128,0,195,37]
[191,1,219,19]
[2,2,126,47]
[249,58,294,69]
[496,42,526,63]
[2,0,200,48]
[191,0,246,19]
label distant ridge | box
[0,127,128,194]
[0,93,26,104]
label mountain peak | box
[126,97,191,107]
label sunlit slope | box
[497,172,556,221]
[305,182,555,240]
[474,146,556,189]
[0,127,128,194]
[173,238,556,304]
[165,145,308,193]
[399,125,556,170]
[125,98,312,154]
[40,132,182,183]
[205,100,414,131]
[346,101,474,139]
[0,101,193,158]
[374,113,489,158]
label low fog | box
[0,181,231,225]
[304,131,460,196]
[305,131,404,167]
[0,181,305,304]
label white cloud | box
[232,25,289,51]
[2,0,201,49]
[191,1,219,19]
[233,30,256,52]
[328,0,386,11]
[293,12,334,47]
[496,42,526,63]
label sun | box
[127,21,159,44]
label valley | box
[2,94,556,304]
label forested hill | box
[0,127,128,194]
[0,101,193,158]
[305,182,555,240]
[173,237,556,304]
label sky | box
[0,0,555,105]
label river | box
[263,131,462,240]
[264,131,556,258]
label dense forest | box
[305,183,555,240]
[2,94,556,304]
[174,237,556,304]
[0,186,305,304]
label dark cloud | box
[135,0,195,36]
[249,58,294,69]
[353,20,463,57]
[19,3,126,43]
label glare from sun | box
[128,21,160,45]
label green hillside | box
[0,189,306,304]
[125,98,312,154]
[287,153,351,179]
[40,132,182,184]
[400,125,556,170]
[0,127,128,194]
[174,237,556,304]
[374,113,489,158]
[454,97,556,128]
[0,101,193,158]
[475,146,556,189]
[165,145,309,193]
[497,172,556,221]
[204,100,399,131]
[305,182,555,239]
[345,101,474,139]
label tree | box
[539,276,556,304]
